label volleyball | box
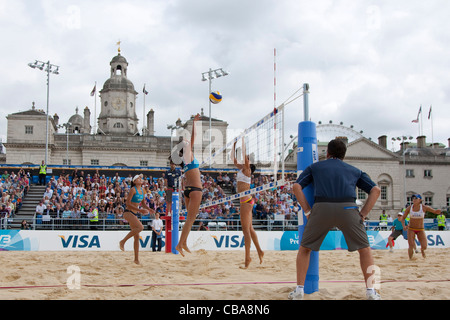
[209,91,222,104]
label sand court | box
[0,248,449,300]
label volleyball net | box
[200,105,284,174]
[178,85,306,213]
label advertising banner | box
[1,230,448,252]
[187,231,284,251]
[276,230,450,251]
[0,230,159,251]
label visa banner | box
[1,230,448,251]
[0,230,164,251]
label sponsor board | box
[276,230,450,251]
[385,231,448,250]
[187,231,284,251]
[0,230,448,251]
[0,230,164,251]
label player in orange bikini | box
[402,194,441,259]
[231,137,264,269]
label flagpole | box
[91,82,97,134]
[419,105,423,136]
[430,105,434,148]
[95,81,98,134]
[143,84,146,136]
[412,105,421,136]
[415,106,420,137]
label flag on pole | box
[90,84,96,96]
[428,105,432,119]
[411,106,421,123]
[143,85,148,95]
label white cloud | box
[1,0,449,151]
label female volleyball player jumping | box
[232,137,264,269]
[174,114,203,256]
[119,174,154,265]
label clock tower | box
[98,50,139,135]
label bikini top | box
[184,158,199,173]
[236,169,251,184]
[130,186,144,204]
[410,204,425,219]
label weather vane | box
[116,40,121,54]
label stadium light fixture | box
[28,59,60,165]
[200,67,229,167]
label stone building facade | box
[2,52,449,219]
[4,52,228,168]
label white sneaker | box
[288,289,304,300]
[366,290,381,300]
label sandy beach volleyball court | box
[0,248,449,300]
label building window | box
[406,196,413,207]
[380,185,388,201]
[424,196,433,206]
[113,122,124,128]
[406,169,414,178]
[63,159,71,166]
[447,196,450,208]
[91,159,99,166]
[140,160,148,167]
[25,126,33,134]
[424,169,432,178]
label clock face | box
[112,97,124,110]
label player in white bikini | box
[402,194,441,259]
[231,137,264,269]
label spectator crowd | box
[1,167,300,230]
[198,172,300,225]
[1,169,30,219]
[31,168,300,229]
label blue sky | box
[1,0,449,151]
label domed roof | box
[110,53,128,65]
[102,77,135,92]
[68,107,83,125]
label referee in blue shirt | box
[165,160,182,215]
[289,139,381,300]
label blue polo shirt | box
[296,158,376,201]
[166,168,181,188]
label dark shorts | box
[389,229,403,240]
[301,202,370,252]
[165,188,173,202]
